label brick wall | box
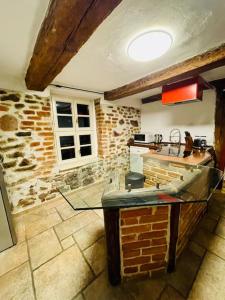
[120,205,170,280]
[95,100,140,172]
[144,159,182,188]
[0,88,141,211]
[177,202,207,257]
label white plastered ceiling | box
[1,0,225,103]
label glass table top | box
[58,157,224,210]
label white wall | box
[102,96,141,108]
[141,89,216,145]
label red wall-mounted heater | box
[162,76,209,105]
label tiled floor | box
[0,182,225,300]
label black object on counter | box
[125,172,146,189]
[193,136,207,148]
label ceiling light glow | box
[128,31,172,62]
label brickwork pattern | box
[177,202,207,257]
[0,89,141,211]
[95,100,140,172]
[120,206,170,280]
[143,159,182,188]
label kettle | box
[154,134,163,144]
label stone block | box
[18,197,35,207]
[0,93,20,102]
[15,164,36,171]
[15,131,32,137]
[15,103,25,109]
[3,160,17,169]
[83,177,94,186]
[0,115,18,131]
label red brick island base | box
[103,202,206,285]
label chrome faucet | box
[169,129,181,146]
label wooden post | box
[214,88,225,188]
[167,203,180,273]
[103,208,121,285]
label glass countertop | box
[58,157,223,210]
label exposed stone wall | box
[0,89,58,209]
[120,206,170,280]
[95,100,140,172]
[0,88,141,212]
[177,202,206,257]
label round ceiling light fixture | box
[128,30,173,62]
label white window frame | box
[52,95,98,170]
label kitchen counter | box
[141,147,212,165]
[59,156,222,286]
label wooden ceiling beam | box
[104,43,225,100]
[25,0,122,91]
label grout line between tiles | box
[73,269,106,300]
[25,219,62,241]
[53,226,64,251]
[77,233,105,252]
[0,261,28,280]
[72,238,96,278]
[31,247,65,273]
[26,237,37,300]
[156,284,167,300]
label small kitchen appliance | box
[193,136,207,148]
[154,134,163,144]
[134,133,153,144]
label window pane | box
[61,148,75,160]
[79,135,91,145]
[77,104,89,115]
[58,116,73,128]
[78,117,90,128]
[56,101,72,114]
[60,136,74,148]
[80,146,92,156]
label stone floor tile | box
[159,285,185,300]
[61,235,75,250]
[123,277,166,300]
[25,211,62,239]
[43,196,65,209]
[34,245,93,300]
[0,242,28,276]
[66,197,89,210]
[54,210,99,240]
[83,193,103,207]
[23,205,57,224]
[83,271,134,300]
[165,248,202,297]
[28,228,62,270]
[73,293,84,300]
[83,237,106,275]
[0,262,34,300]
[188,241,206,258]
[13,218,26,243]
[207,210,220,221]
[56,202,77,220]
[73,219,104,250]
[208,203,225,218]
[93,209,104,219]
[199,215,218,232]
[76,188,96,199]
[206,210,220,221]
[215,217,225,239]
[192,228,225,259]
[188,252,225,300]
